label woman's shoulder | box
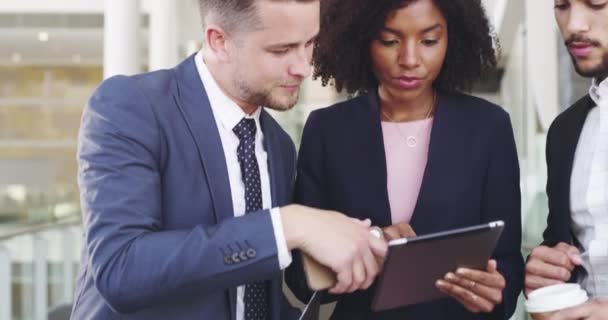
[310,92,372,118]
[442,92,510,123]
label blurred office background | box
[0,0,591,319]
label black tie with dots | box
[233,118,269,320]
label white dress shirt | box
[194,51,292,319]
[571,77,608,297]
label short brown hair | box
[199,0,318,34]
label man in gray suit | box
[72,0,387,319]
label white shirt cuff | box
[270,207,292,269]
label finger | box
[526,258,572,282]
[554,243,583,266]
[525,274,565,294]
[355,218,372,227]
[330,267,353,294]
[369,235,388,259]
[436,284,481,313]
[531,246,576,270]
[347,259,365,293]
[383,227,401,241]
[443,280,495,313]
[396,223,416,237]
[436,280,495,313]
[361,245,379,289]
[487,259,497,272]
[554,242,580,255]
[456,267,505,289]
[369,226,384,240]
[444,272,503,305]
[548,302,593,320]
[567,253,583,266]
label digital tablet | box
[371,221,505,312]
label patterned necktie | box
[233,118,269,320]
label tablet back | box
[371,221,504,312]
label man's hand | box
[382,222,416,241]
[525,243,582,295]
[548,299,608,320]
[281,205,388,294]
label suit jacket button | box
[239,251,249,261]
[224,255,233,265]
[246,248,257,258]
[231,252,241,264]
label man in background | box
[525,0,608,318]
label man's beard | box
[571,51,608,80]
[234,77,299,112]
[566,35,608,80]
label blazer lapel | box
[362,91,448,232]
[260,111,285,207]
[362,91,393,227]
[409,93,447,234]
[172,55,237,320]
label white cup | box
[525,283,589,320]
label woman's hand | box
[382,222,416,241]
[436,260,506,313]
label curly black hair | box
[313,0,498,94]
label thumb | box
[487,259,498,273]
[568,252,583,266]
[565,246,582,265]
[369,236,388,258]
[355,218,372,227]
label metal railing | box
[0,218,82,320]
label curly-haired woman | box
[285,0,524,318]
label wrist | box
[280,204,305,251]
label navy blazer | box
[72,55,300,320]
[541,95,596,282]
[286,91,524,320]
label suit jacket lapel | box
[560,95,595,234]
[173,55,237,320]
[261,111,284,207]
[173,55,234,223]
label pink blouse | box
[381,117,434,224]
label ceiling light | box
[38,31,49,42]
